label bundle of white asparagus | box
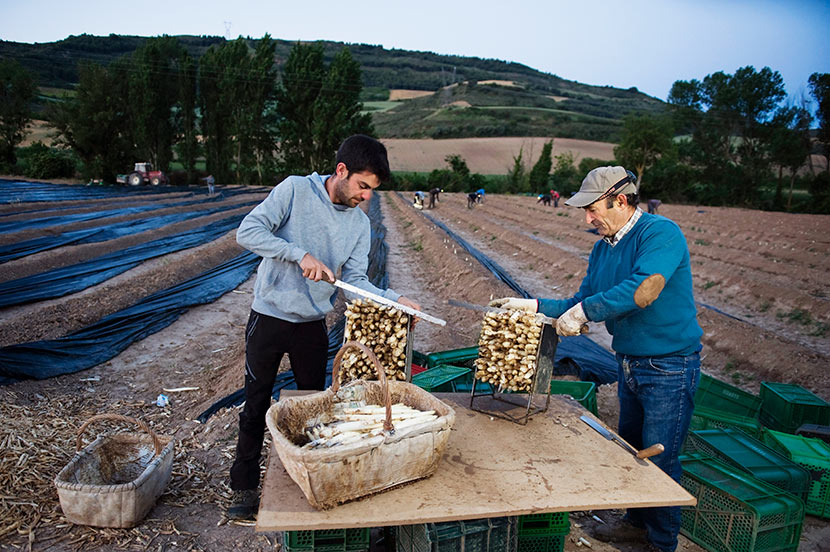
[302,401,437,449]
[342,299,410,382]
[474,309,543,392]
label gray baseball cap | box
[565,166,638,208]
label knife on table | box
[580,415,664,459]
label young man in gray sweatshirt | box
[228,135,420,520]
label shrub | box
[17,142,77,179]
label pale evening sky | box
[1,0,828,104]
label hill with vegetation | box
[0,33,665,142]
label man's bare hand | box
[397,296,421,329]
[299,253,335,282]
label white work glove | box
[556,303,588,336]
[488,297,538,313]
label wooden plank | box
[257,392,695,531]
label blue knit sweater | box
[538,212,702,357]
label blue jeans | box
[616,351,700,552]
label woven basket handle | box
[76,413,163,456]
[331,340,393,432]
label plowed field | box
[0,183,828,551]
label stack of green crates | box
[549,381,597,416]
[426,347,479,370]
[679,453,804,551]
[283,529,370,552]
[516,513,570,552]
[684,428,810,501]
[762,428,830,518]
[411,364,472,392]
[395,516,518,552]
[695,373,763,417]
[759,382,830,434]
[688,405,764,438]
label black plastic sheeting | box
[0,189,260,234]
[0,212,248,308]
[196,195,390,423]
[406,193,618,385]
[0,179,178,204]
[0,199,260,263]
[0,252,261,384]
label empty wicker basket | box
[266,341,456,509]
[55,414,175,528]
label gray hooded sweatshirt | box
[236,173,401,323]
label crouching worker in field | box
[489,166,702,552]
[228,134,421,521]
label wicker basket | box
[266,341,456,510]
[54,414,175,528]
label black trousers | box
[230,310,328,490]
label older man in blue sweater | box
[491,166,702,552]
[228,135,420,520]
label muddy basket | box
[54,414,175,528]
[266,341,456,509]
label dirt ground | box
[0,181,828,551]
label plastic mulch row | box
[689,405,764,439]
[395,517,518,552]
[679,453,804,552]
[684,428,810,501]
[284,529,370,552]
[694,373,762,418]
[759,382,830,434]
[762,428,830,518]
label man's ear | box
[615,194,628,209]
[335,162,349,178]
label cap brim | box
[564,191,603,208]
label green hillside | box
[0,33,665,141]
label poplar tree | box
[0,59,36,168]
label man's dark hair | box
[605,193,639,209]
[335,135,391,183]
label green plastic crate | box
[549,381,597,415]
[284,529,370,552]
[396,516,517,552]
[759,382,830,434]
[413,350,430,369]
[679,454,804,552]
[412,364,472,392]
[684,428,810,500]
[426,347,479,370]
[762,429,830,518]
[516,513,569,536]
[695,373,762,418]
[689,405,764,439]
[516,533,566,552]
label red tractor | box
[118,162,168,186]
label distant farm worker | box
[552,189,560,207]
[428,187,442,209]
[537,193,551,206]
[476,188,485,203]
[467,192,479,209]
[202,174,215,195]
[647,198,662,214]
[413,190,426,209]
[490,166,702,552]
[228,135,421,521]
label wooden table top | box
[256,391,695,531]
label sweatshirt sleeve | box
[581,220,687,322]
[340,217,402,302]
[236,179,308,263]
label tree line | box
[0,35,372,185]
